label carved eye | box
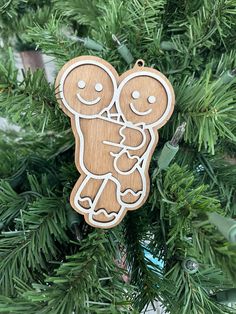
[95,83,103,92]
[148,95,156,104]
[78,80,86,89]
[132,90,140,99]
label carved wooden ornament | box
[55,56,175,228]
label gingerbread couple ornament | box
[56,56,175,228]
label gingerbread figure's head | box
[56,56,118,118]
[116,61,175,129]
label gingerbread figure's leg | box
[116,167,147,208]
[110,129,153,209]
[87,179,126,228]
[72,174,105,212]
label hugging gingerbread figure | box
[56,56,175,228]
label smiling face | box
[117,71,174,128]
[58,59,118,117]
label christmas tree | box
[0,0,236,313]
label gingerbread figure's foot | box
[120,189,143,205]
[88,208,124,228]
[77,197,92,210]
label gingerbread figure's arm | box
[103,123,146,151]
[113,128,156,173]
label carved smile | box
[77,93,101,105]
[130,103,152,116]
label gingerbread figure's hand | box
[120,125,145,150]
[103,124,146,151]
[111,150,140,175]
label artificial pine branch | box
[0,0,235,312]
[0,192,69,296]
[0,232,135,313]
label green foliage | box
[197,153,236,215]
[53,0,99,27]
[0,0,235,313]
[148,165,236,313]
[21,232,134,314]
[0,0,53,48]
[0,49,73,160]
[164,264,235,314]
[124,209,174,311]
[173,71,236,154]
[23,16,81,63]
[0,177,69,296]
[0,232,135,313]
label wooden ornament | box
[55,56,175,228]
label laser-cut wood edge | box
[55,56,175,228]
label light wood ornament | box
[55,56,175,228]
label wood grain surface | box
[55,56,175,228]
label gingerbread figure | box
[56,56,175,228]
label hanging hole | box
[135,59,145,67]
